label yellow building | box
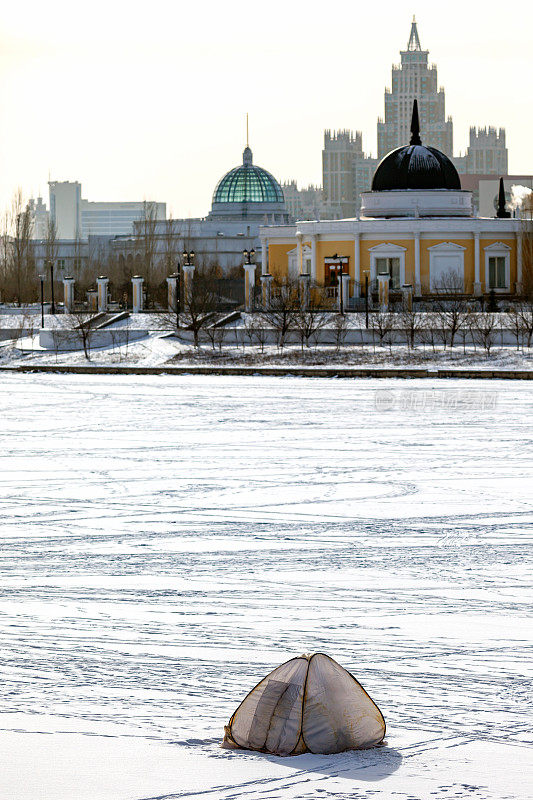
[260,105,522,302]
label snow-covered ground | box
[0,373,532,799]
[3,330,533,371]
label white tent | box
[222,652,385,756]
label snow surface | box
[0,373,532,799]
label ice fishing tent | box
[222,652,385,756]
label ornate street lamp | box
[363,270,370,329]
[39,274,45,328]
[243,248,256,265]
[174,267,181,328]
[47,260,56,314]
[182,250,195,267]
[332,254,346,316]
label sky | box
[0,0,531,218]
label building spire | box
[243,113,253,165]
[408,16,421,51]
[410,99,422,146]
[496,177,511,218]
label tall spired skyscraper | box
[377,18,453,159]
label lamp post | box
[47,260,56,314]
[364,271,369,329]
[182,250,195,307]
[332,254,345,316]
[175,267,181,328]
[39,274,45,328]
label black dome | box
[372,144,461,191]
[371,99,461,192]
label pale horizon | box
[0,0,531,219]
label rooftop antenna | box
[410,100,422,146]
[246,112,249,148]
[408,15,421,51]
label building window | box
[484,244,511,292]
[376,257,401,289]
[428,243,466,291]
[369,244,406,289]
[488,257,506,289]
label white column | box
[516,232,523,294]
[402,284,413,311]
[166,275,177,312]
[261,238,268,276]
[353,233,360,298]
[414,232,421,295]
[296,233,303,276]
[377,274,389,311]
[474,232,481,296]
[182,264,195,303]
[97,276,109,313]
[299,273,310,310]
[261,273,273,309]
[63,277,75,313]
[132,276,144,313]
[244,264,256,312]
[341,273,350,311]
[86,289,98,312]
[310,235,317,282]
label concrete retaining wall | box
[1,364,531,379]
[193,326,522,348]
[39,328,148,351]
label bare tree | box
[0,209,10,303]
[163,218,180,276]
[433,270,470,350]
[41,215,60,309]
[243,315,269,353]
[513,302,533,349]
[57,310,99,360]
[471,312,499,356]
[419,315,439,353]
[5,190,35,305]
[203,314,227,351]
[295,284,330,350]
[398,301,425,351]
[370,309,395,349]
[135,201,159,307]
[331,313,349,352]
[519,212,533,300]
[259,278,299,349]
[183,265,218,347]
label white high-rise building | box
[455,127,508,175]
[49,181,82,239]
[30,182,166,240]
[26,197,49,239]
[377,17,453,159]
[282,181,327,221]
[322,131,377,219]
[81,200,166,237]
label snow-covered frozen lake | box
[0,373,532,800]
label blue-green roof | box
[212,147,284,205]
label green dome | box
[212,147,284,205]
